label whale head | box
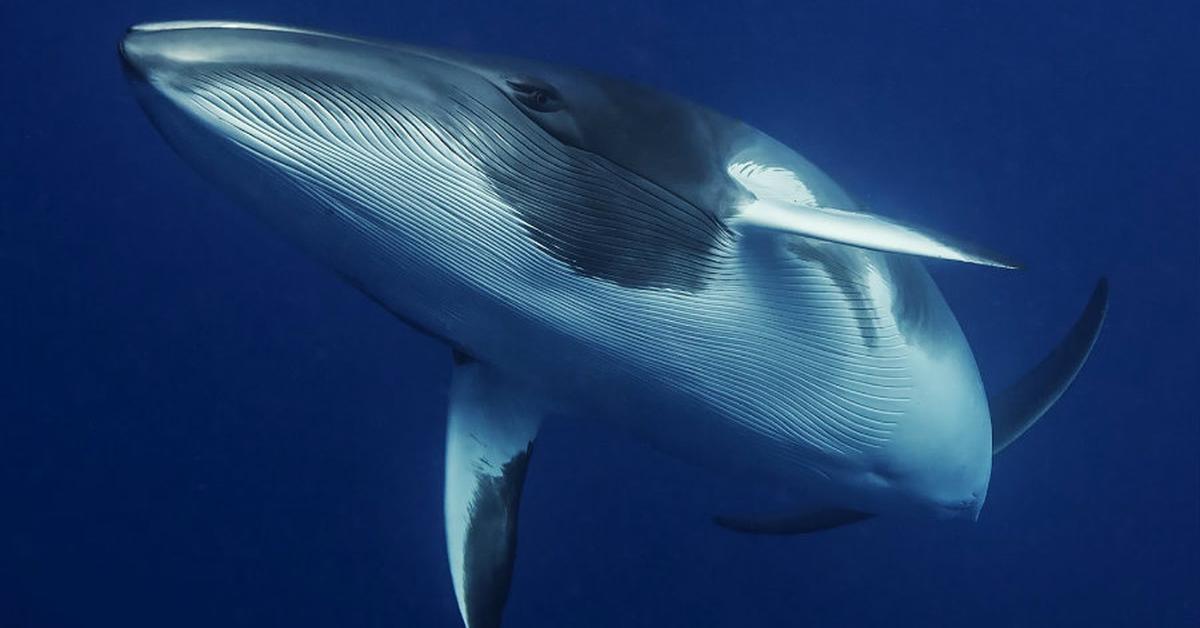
[119,21,748,295]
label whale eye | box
[505,77,565,113]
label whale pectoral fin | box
[733,198,1019,269]
[728,161,1016,268]
[990,278,1109,454]
[713,508,874,535]
[444,358,541,628]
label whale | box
[119,21,1107,628]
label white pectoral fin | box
[728,161,1018,269]
[444,358,541,628]
[735,200,1019,269]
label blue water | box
[2,1,1197,626]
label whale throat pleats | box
[444,358,541,628]
[446,91,737,292]
[185,70,735,293]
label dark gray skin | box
[390,44,754,291]
[406,44,750,215]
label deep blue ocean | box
[2,1,1197,626]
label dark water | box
[2,2,1197,626]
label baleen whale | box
[119,21,1107,628]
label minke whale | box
[120,21,1108,628]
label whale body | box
[120,21,1107,628]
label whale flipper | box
[444,358,541,628]
[990,278,1109,454]
[728,161,1018,269]
[735,200,1018,269]
[713,508,873,535]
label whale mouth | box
[118,21,357,85]
[126,20,331,35]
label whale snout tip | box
[118,29,147,81]
[117,23,192,83]
[118,20,326,82]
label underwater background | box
[2,1,1197,626]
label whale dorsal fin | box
[990,278,1109,454]
[444,357,541,628]
[728,161,1019,269]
